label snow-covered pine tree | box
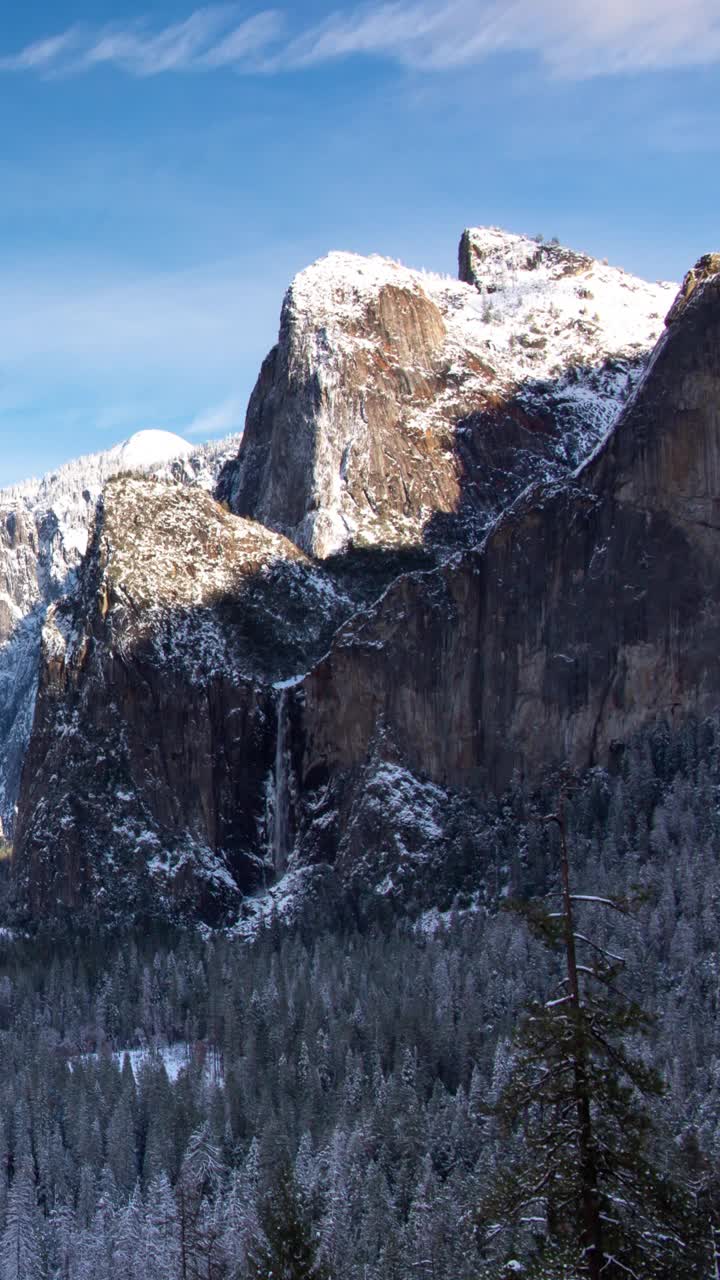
[477,785,704,1280]
[176,1124,226,1280]
[112,1181,144,1280]
[144,1171,181,1280]
[107,1088,138,1196]
[0,1166,42,1280]
[248,1164,328,1280]
[48,1200,76,1280]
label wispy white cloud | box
[197,11,285,68]
[1,0,719,80]
[75,8,232,76]
[184,396,245,436]
[0,30,82,71]
[275,0,720,77]
[0,7,285,77]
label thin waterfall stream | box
[272,684,290,875]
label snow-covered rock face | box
[296,259,720,802]
[14,476,354,924]
[73,474,350,681]
[1,430,237,613]
[221,228,676,558]
[0,432,239,831]
[457,226,674,374]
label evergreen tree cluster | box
[0,716,717,1275]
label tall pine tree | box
[0,1167,43,1280]
[478,785,705,1279]
[248,1165,328,1280]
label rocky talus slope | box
[16,232,720,929]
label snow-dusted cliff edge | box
[220,227,675,557]
[0,431,240,831]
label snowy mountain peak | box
[459,224,672,294]
[109,429,193,470]
[223,229,676,559]
[287,249,433,327]
[454,225,676,369]
[281,230,676,408]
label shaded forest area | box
[0,717,718,1277]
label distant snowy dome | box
[111,430,192,470]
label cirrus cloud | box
[1,0,719,81]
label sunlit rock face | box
[220,231,674,558]
[293,258,720,811]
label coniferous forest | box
[0,718,718,1277]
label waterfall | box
[272,685,290,875]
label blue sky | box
[0,0,718,484]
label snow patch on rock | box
[291,234,675,408]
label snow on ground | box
[116,1042,224,1085]
[417,896,486,936]
[117,1043,192,1082]
[78,1042,224,1085]
[230,867,323,940]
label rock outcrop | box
[220,231,674,557]
[15,233,717,930]
[290,257,720,826]
[459,227,593,290]
[13,478,352,925]
[665,252,720,326]
[0,432,239,833]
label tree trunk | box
[556,792,604,1280]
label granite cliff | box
[0,432,239,838]
[13,477,353,923]
[219,229,673,556]
[294,256,720,805]
[14,231,720,928]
